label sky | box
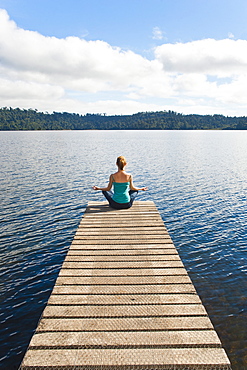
[1,0,247,116]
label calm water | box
[0,130,246,369]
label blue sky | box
[1,0,247,116]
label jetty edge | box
[20,200,231,369]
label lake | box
[0,130,246,369]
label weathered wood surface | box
[20,201,231,369]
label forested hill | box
[0,107,247,130]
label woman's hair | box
[116,156,127,170]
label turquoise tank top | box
[112,182,130,203]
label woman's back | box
[112,182,130,203]
[112,171,131,183]
[111,172,131,203]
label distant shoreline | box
[1,107,247,130]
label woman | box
[93,156,148,209]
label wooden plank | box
[79,221,166,226]
[76,229,169,235]
[55,275,193,285]
[27,330,221,347]
[64,254,180,261]
[67,248,179,255]
[73,235,172,240]
[50,283,196,294]
[47,293,202,305]
[61,261,185,268]
[36,316,214,331]
[71,240,174,245]
[71,241,175,246]
[58,268,188,276]
[21,348,230,368]
[20,201,231,369]
[42,303,206,318]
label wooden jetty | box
[20,201,231,369]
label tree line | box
[0,107,247,130]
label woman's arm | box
[129,175,148,191]
[93,175,113,191]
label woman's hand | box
[142,187,148,191]
[93,186,100,190]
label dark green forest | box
[0,107,247,130]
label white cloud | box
[152,27,164,40]
[155,38,247,76]
[1,8,247,116]
[0,9,154,92]
[0,76,64,100]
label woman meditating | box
[93,156,148,209]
